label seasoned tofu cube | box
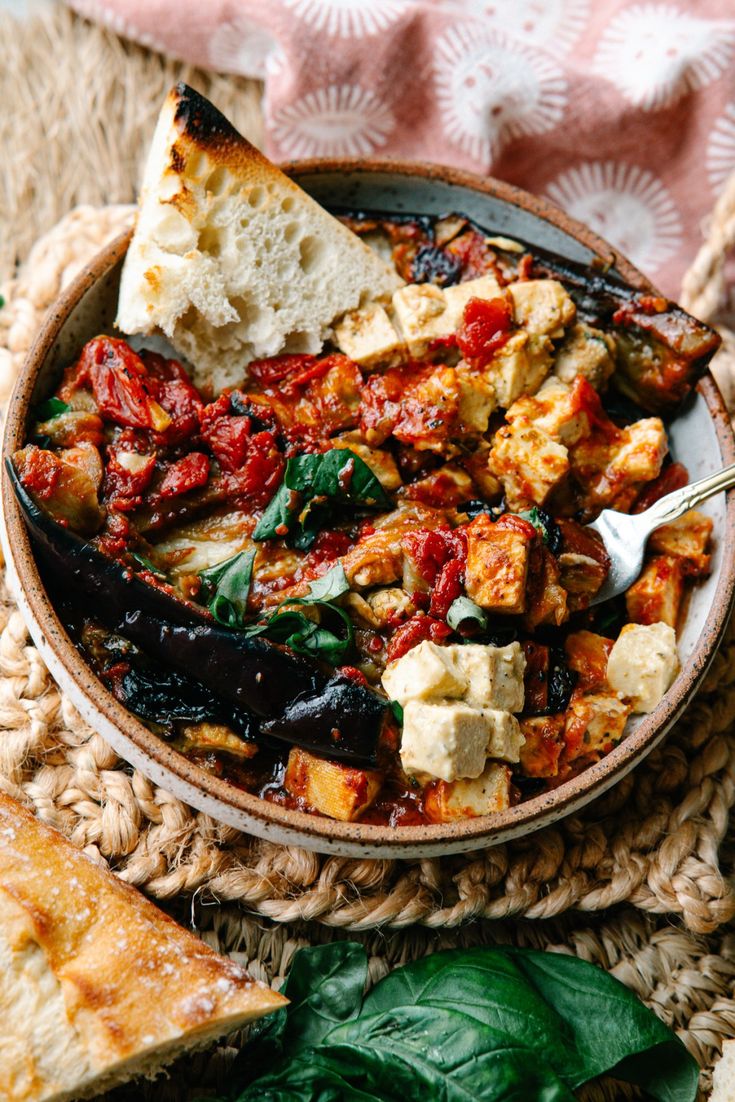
[506,377,590,446]
[626,555,684,628]
[465,514,532,614]
[382,639,466,705]
[648,509,713,576]
[392,284,452,358]
[481,708,524,762]
[405,463,476,507]
[446,642,526,711]
[608,418,668,484]
[424,762,512,822]
[366,587,415,627]
[607,622,680,713]
[509,279,576,338]
[564,691,632,761]
[518,715,565,778]
[554,323,616,390]
[332,434,402,491]
[400,699,490,781]
[564,631,614,693]
[443,274,506,322]
[284,747,383,821]
[456,364,497,433]
[486,331,553,408]
[488,422,570,509]
[333,303,406,370]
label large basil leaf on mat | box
[228,943,698,1102]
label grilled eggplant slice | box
[8,461,387,764]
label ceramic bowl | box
[3,161,735,858]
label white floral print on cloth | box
[66,0,735,297]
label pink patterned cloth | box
[68,0,735,297]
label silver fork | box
[587,463,735,606]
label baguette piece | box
[0,791,285,1102]
[116,82,402,394]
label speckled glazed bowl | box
[3,161,735,858]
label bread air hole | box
[198,226,222,257]
[281,195,296,212]
[206,167,231,197]
[284,221,300,244]
[248,186,266,208]
[299,235,323,274]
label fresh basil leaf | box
[518,507,562,556]
[253,482,299,541]
[389,700,404,725]
[223,943,698,1102]
[446,596,487,632]
[254,449,391,545]
[34,396,70,422]
[198,550,256,629]
[307,563,350,601]
[234,942,368,1087]
[243,599,354,663]
[131,551,166,579]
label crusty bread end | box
[0,792,285,1102]
[116,82,403,393]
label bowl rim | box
[3,157,735,854]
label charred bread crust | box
[0,790,285,1102]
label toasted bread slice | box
[0,791,285,1102]
[712,1041,735,1102]
[116,83,402,393]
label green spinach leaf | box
[307,563,350,601]
[254,449,391,547]
[222,943,698,1102]
[198,550,256,629]
[34,396,70,422]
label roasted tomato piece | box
[246,353,363,438]
[104,445,156,512]
[140,350,204,443]
[360,364,460,452]
[222,430,284,506]
[522,641,549,715]
[74,336,172,433]
[306,529,355,566]
[445,229,503,280]
[200,392,256,472]
[456,296,513,368]
[385,613,452,662]
[158,452,210,498]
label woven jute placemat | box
[3,7,735,1098]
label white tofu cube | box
[443,275,506,324]
[488,421,570,508]
[481,708,524,762]
[507,377,590,446]
[333,303,406,370]
[509,279,576,338]
[606,622,680,714]
[381,640,466,706]
[456,365,496,433]
[400,699,491,781]
[446,642,525,711]
[424,762,512,822]
[608,418,668,484]
[392,284,451,358]
[485,331,553,408]
[554,323,616,390]
[332,435,402,490]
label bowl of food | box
[2,85,733,858]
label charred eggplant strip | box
[8,461,388,764]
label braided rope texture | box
[1,205,735,945]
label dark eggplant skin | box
[8,461,387,764]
